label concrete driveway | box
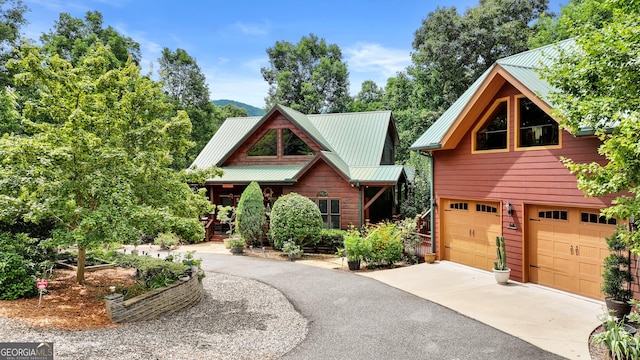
[196,252,564,359]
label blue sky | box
[23,0,564,109]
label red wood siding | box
[432,89,617,283]
[286,161,360,229]
[224,114,323,166]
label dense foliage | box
[261,33,350,114]
[400,152,431,218]
[158,47,245,167]
[540,1,640,251]
[40,11,141,68]
[235,182,266,247]
[362,222,404,266]
[0,43,216,284]
[268,193,322,250]
[0,232,55,300]
[0,0,27,88]
[99,251,195,292]
[529,0,616,48]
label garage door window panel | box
[581,212,617,225]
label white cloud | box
[242,56,268,70]
[344,42,411,78]
[233,21,269,36]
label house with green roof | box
[191,104,407,241]
[410,39,618,300]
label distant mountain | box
[212,99,265,116]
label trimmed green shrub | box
[319,229,345,252]
[154,232,180,249]
[171,217,205,244]
[269,192,322,250]
[235,181,266,246]
[0,232,56,300]
[101,251,189,289]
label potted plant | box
[424,252,436,264]
[493,236,510,284]
[344,234,363,271]
[602,226,634,319]
[229,238,245,255]
[283,240,303,261]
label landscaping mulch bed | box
[0,268,137,330]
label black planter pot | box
[605,297,632,319]
[230,246,244,255]
[347,260,361,271]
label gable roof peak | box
[410,38,577,152]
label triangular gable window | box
[473,98,509,152]
[248,129,277,156]
[283,129,313,155]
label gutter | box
[408,142,442,151]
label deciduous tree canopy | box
[40,10,141,68]
[540,2,640,249]
[261,33,350,114]
[0,43,217,283]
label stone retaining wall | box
[105,274,204,323]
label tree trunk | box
[76,247,86,284]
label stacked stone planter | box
[105,274,204,323]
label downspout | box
[428,151,435,253]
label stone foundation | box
[105,274,204,323]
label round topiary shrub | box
[269,192,322,250]
[235,181,266,247]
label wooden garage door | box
[442,199,502,271]
[528,205,616,299]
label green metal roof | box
[205,166,303,183]
[191,105,404,184]
[349,165,405,183]
[308,111,393,166]
[410,38,576,151]
[191,116,260,169]
[317,151,351,179]
[277,105,335,152]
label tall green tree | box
[158,47,218,168]
[528,0,615,48]
[349,80,385,112]
[411,0,548,110]
[0,0,28,87]
[540,2,640,249]
[40,11,141,68]
[261,33,350,114]
[0,43,217,284]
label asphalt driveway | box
[199,253,564,359]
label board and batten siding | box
[432,94,617,282]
